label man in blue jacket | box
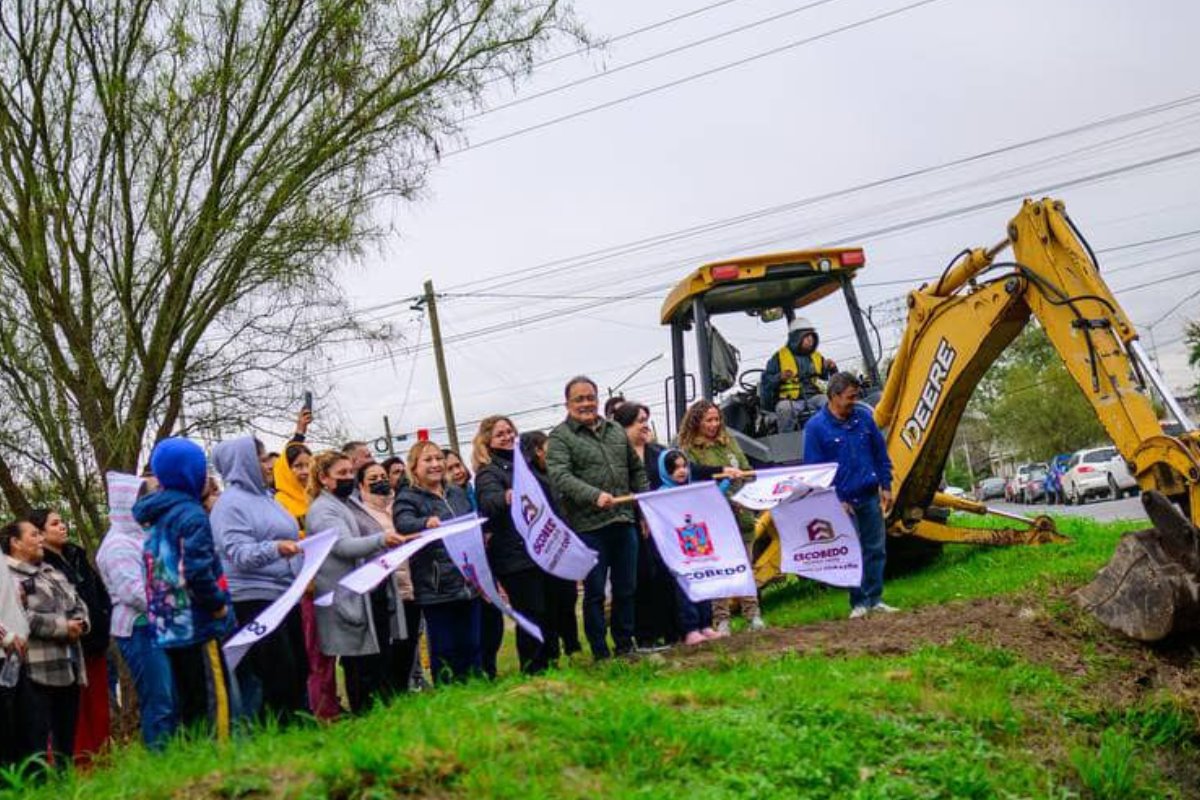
[802,372,897,619]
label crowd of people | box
[0,370,895,771]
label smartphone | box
[301,390,313,413]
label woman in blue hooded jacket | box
[210,436,306,724]
[656,449,720,646]
[133,437,236,741]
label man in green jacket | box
[547,376,649,659]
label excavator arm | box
[874,197,1200,541]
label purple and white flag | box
[445,521,543,642]
[511,453,597,581]
[731,464,839,510]
[314,516,481,606]
[771,488,862,588]
[636,482,757,602]
[224,530,337,670]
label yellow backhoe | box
[661,198,1200,640]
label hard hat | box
[788,317,815,334]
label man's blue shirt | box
[802,404,893,504]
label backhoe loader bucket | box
[1075,491,1200,642]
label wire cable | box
[444,0,948,159]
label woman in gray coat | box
[307,451,403,713]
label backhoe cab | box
[660,247,881,465]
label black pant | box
[168,640,233,740]
[390,601,422,692]
[546,576,581,656]
[480,602,504,679]
[340,653,386,714]
[499,568,554,674]
[232,600,309,725]
[635,535,679,647]
[18,675,79,769]
[369,586,423,699]
[0,664,27,767]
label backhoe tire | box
[885,505,947,577]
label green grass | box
[758,514,1145,628]
[8,514,1194,800]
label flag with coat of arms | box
[636,481,757,602]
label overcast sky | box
[303,0,1200,454]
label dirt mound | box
[672,593,1200,713]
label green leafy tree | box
[1186,321,1200,399]
[971,325,1106,462]
[0,0,580,546]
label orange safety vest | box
[777,347,825,400]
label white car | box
[1063,446,1137,504]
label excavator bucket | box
[1074,491,1200,642]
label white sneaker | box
[849,606,870,620]
[872,602,900,614]
[748,615,767,631]
[714,620,732,637]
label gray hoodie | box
[210,437,301,602]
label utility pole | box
[382,415,397,457]
[423,279,460,453]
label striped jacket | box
[5,556,89,687]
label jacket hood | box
[273,446,310,523]
[787,326,819,353]
[133,487,197,526]
[213,437,267,495]
[105,472,146,539]
[657,448,691,488]
[149,438,208,500]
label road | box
[987,495,1147,523]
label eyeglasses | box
[569,394,597,404]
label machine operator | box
[759,317,837,433]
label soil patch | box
[670,591,1200,716]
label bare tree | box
[0,0,580,546]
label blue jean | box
[849,494,887,609]
[116,623,178,750]
[675,584,713,635]
[421,599,483,684]
[579,523,638,658]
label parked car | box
[1007,462,1047,504]
[943,485,966,499]
[1063,446,1135,504]
[1021,466,1049,504]
[974,476,1006,502]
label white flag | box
[510,453,598,581]
[731,464,839,510]
[444,520,544,642]
[771,488,862,588]
[223,530,337,670]
[636,482,757,602]
[313,515,481,606]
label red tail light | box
[840,249,866,267]
[1077,465,1094,473]
[710,265,740,281]
[417,428,429,442]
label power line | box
[440,89,1200,294]
[444,0,948,159]
[463,0,844,122]
[324,144,1200,382]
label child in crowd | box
[656,449,722,645]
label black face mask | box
[368,480,391,497]
[333,478,356,499]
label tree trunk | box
[1074,491,1200,642]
